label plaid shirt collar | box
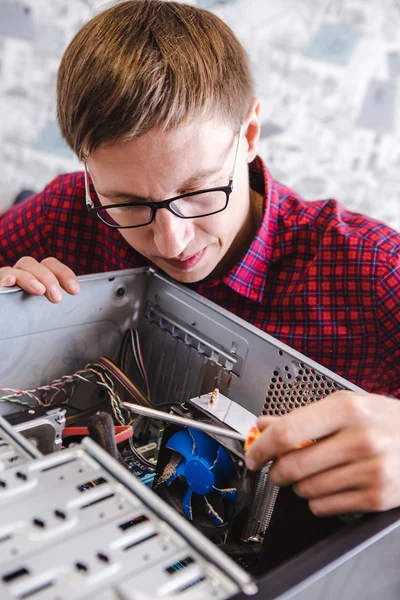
[212,156,280,303]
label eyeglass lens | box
[94,190,228,227]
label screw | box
[115,286,126,297]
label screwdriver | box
[122,401,248,443]
[122,401,313,453]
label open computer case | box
[0,268,399,600]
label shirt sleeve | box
[0,189,52,267]
[376,248,400,398]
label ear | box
[243,97,261,163]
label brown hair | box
[57,0,253,160]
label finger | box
[0,267,46,295]
[269,426,387,486]
[256,415,279,431]
[40,257,80,295]
[293,457,391,500]
[308,485,395,517]
[245,391,368,470]
[0,268,17,287]
[13,257,63,301]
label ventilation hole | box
[271,378,276,383]
[298,370,303,375]
[97,552,109,563]
[33,518,46,529]
[2,567,29,583]
[77,477,107,493]
[75,562,88,573]
[119,516,148,531]
[15,472,27,481]
[287,374,292,379]
[0,481,7,488]
[284,365,289,372]
[278,350,283,356]
[54,510,66,520]
[273,371,279,376]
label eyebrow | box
[96,166,223,202]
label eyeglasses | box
[84,125,243,229]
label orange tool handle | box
[244,425,314,454]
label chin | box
[164,268,208,284]
[161,261,215,284]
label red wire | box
[63,425,133,444]
[115,427,134,444]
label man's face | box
[87,117,256,283]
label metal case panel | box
[0,417,255,600]
[0,270,149,415]
[141,272,363,417]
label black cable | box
[87,411,123,463]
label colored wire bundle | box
[0,329,154,466]
[92,356,151,408]
[120,329,151,402]
[0,363,127,422]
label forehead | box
[87,118,235,195]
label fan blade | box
[212,486,237,503]
[203,497,224,526]
[210,446,235,483]
[165,459,186,486]
[188,428,218,464]
[166,429,196,461]
[182,487,193,520]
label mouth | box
[162,248,207,271]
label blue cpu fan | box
[163,427,238,526]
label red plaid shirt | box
[1,157,399,397]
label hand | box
[245,391,400,516]
[0,256,80,303]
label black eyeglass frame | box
[83,125,243,230]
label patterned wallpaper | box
[0,0,399,229]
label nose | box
[152,208,195,258]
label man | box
[0,1,399,517]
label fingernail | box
[293,485,304,498]
[0,277,11,286]
[29,280,46,293]
[67,280,80,294]
[245,457,257,471]
[49,285,63,302]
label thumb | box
[257,415,280,431]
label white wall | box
[0,0,399,229]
